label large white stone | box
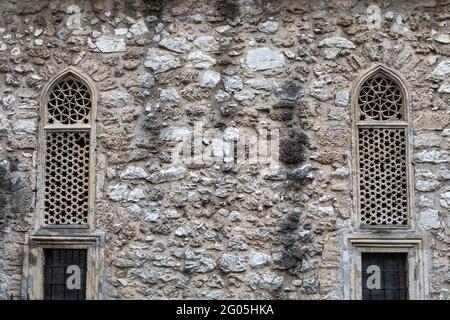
[148,166,187,183]
[418,209,440,230]
[13,120,36,135]
[95,36,126,53]
[249,252,271,268]
[99,90,133,108]
[120,166,148,180]
[200,70,221,88]
[258,21,279,34]
[160,126,191,141]
[108,184,129,201]
[246,47,285,71]
[188,51,216,69]
[415,150,450,163]
[193,36,219,52]
[318,37,355,49]
[432,60,450,77]
[144,48,181,73]
[440,191,450,208]
[415,169,440,192]
[159,37,192,53]
[130,19,149,36]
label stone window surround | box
[35,67,97,230]
[21,68,103,300]
[20,233,105,300]
[342,233,429,300]
[351,64,415,230]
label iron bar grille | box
[43,249,87,300]
[362,252,408,300]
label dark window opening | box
[44,249,87,300]
[362,252,408,300]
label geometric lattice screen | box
[357,72,409,226]
[44,76,92,225]
[358,128,408,225]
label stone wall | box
[0,0,449,299]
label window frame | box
[343,234,429,300]
[351,65,415,230]
[21,233,105,300]
[36,67,97,230]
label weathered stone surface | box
[108,184,129,201]
[245,272,283,290]
[147,166,187,183]
[193,36,220,52]
[188,51,216,69]
[276,81,304,106]
[432,60,450,77]
[415,169,440,192]
[99,90,133,108]
[159,37,192,53]
[415,150,450,164]
[160,127,191,141]
[12,120,36,135]
[246,47,285,71]
[217,253,246,273]
[144,48,181,73]
[120,166,148,180]
[318,37,355,49]
[440,191,450,208]
[418,209,440,230]
[258,21,279,34]
[288,164,312,181]
[223,76,243,92]
[95,36,126,53]
[249,252,271,268]
[184,249,216,273]
[200,70,221,88]
[1,0,449,302]
[335,90,349,107]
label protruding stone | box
[188,51,216,69]
[432,60,450,77]
[95,36,126,53]
[217,253,246,273]
[318,37,355,49]
[193,36,219,52]
[335,90,349,107]
[120,166,148,180]
[249,252,271,268]
[108,184,129,201]
[200,70,221,88]
[13,120,36,135]
[415,150,450,164]
[418,209,440,230]
[144,48,181,73]
[415,169,440,192]
[147,166,187,183]
[258,21,279,34]
[246,47,285,71]
[159,37,192,53]
[99,90,133,108]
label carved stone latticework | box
[356,70,410,227]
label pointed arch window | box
[40,69,96,226]
[354,67,411,227]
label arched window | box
[354,66,411,227]
[40,68,96,226]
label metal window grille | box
[43,249,87,300]
[362,252,408,300]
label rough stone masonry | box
[0,0,449,299]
